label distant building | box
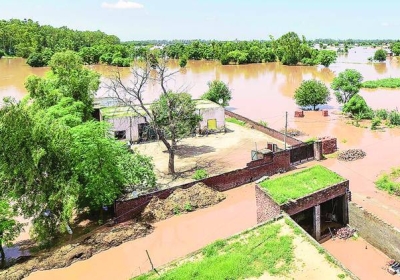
[94,98,225,142]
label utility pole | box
[284,111,288,150]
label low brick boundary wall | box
[255,185,281,223]
[320,137,337,155]
[349,202,400,261]
[225,110,302,146]
[115,150,291,223]
[281,181,349,215]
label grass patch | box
[260,165,344,204]
[304,137,317,144]
[192,169,208,180]
[226,117,246,126]
[362,78,400,88]
[133,222,294,280]
[375,167,400,195]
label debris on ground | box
[280,128,305,137]
[387,260,400,275]
[335,226,356,239]
[0,221,153,280]
[337,149,366,161]
[140,182,226,223]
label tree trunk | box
[168,148,175,175]
[313,104,317,111]
[0,240,5,267]
[158,133,175,175]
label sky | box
[1,0,400,41]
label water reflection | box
[1,47,400,120]
[373,62,387,75]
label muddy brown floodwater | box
[27,183,257,280]
[1,48,400,278]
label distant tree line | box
[14,18,400,67]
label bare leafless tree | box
[105,57,199,175]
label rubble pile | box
[335,226,356,239]
[141,182,226,223]
[337,149,366,161]
[387,260,400,275]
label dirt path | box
[26,183,257,280]
[134,122,284,187]
[322,237,392,279]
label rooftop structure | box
[259,165,345,205]
[256,165,350,241]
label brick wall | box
[115,149,291,223]
[225,110,303,146]
[281,180,349,216]
[255,185,281,223]
[349,202,400,261]
[319,137,337,155]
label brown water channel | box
[1,48,400,278]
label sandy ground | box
[27,183,257,280]
[134,122,284,187]
[322,237,392,280]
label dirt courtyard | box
[134,122,284,187]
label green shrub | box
[388,110,400,126]
[343,94,373,119]
[179,56,188,68]
[362,78,400,88]
[184,203,193,212]
[192,169,208,180]
[0,49,5,58]
[27,52,47,67]
[375,167,400,195]
[259,120,268,127]
[370,117,381,130]
[375,109,388,120]
[304,137,317,144]
[226,117,246,126]
[173,206,181,215]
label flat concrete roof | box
[98,98,221,119]
[259,165,345,205]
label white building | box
[94,99,225,143]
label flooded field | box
[1,48,400,279]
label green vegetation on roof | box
[133,221,294,280]
[100,106,145,119]
[99,99,220,119]
[260,165,345,204]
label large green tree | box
[373,49,387,62]
[151,92,202,173]
[106,58,201,174]
[0,51,156,245]
[294,80,331,110]
[0,200,24,265]
[391,42,400,56]
[201,80,232,107]
[25,51,100,120]
[317,50,337,67]
[331,69,363,104]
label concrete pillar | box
[342,193,349,225]
[313,204,321,241]
[313,140,323,161]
